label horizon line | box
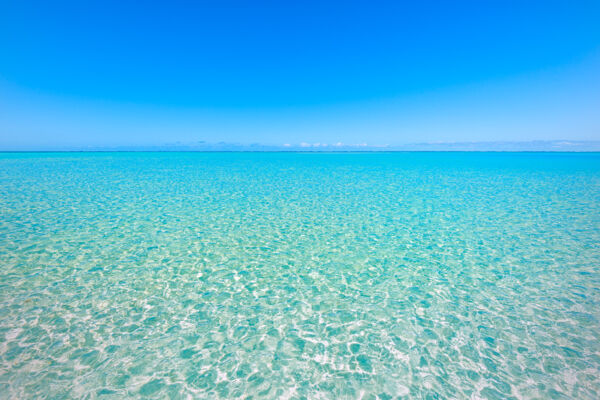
[2,140,600,152]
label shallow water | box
[1,152,599,399]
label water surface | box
[1,152,599,398]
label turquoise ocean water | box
[1,152,599,399]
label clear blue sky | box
[1,1,599,149]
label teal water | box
[1,152,599,399]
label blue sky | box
[1,1,599,149]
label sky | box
[0,0,599,149]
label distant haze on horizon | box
[1,1,599,149]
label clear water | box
[1,152,599,399]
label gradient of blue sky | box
[1,0,599,148]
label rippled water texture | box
[1,152,600,399]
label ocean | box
[1,152,599,398]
